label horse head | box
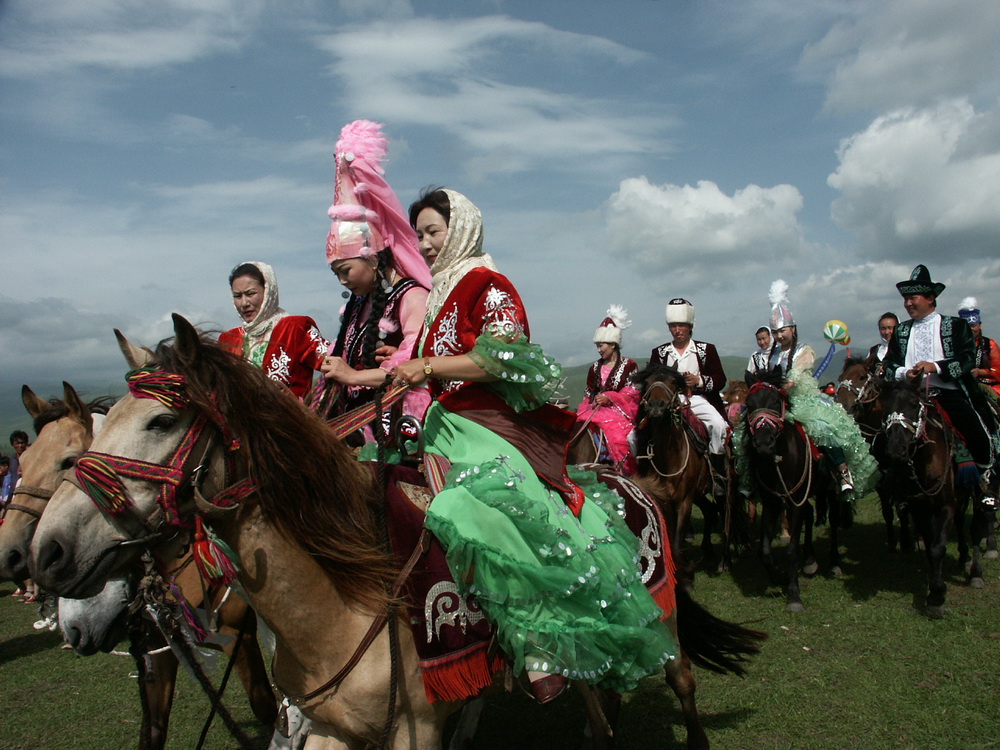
[0,383,110,582]
[880,378,927,466]
[743,371,789,459]
[634,363,687,424]
[31,314,392,612]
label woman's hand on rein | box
[394,358,428,387]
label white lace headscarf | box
[418,190,498,351]
[234,261,287,351]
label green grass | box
[3,496,999,749]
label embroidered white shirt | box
[895,312,955,390]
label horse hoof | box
[786,602,805,613]
[970,577,985,589]
[830,566,842,577]
[925,605,945,619]
[985,550,999,560]
[802,561,819,576]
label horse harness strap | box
[4,485,56,519]
[276,527,432,707]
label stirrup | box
[393,416,424,465]
[839,467,854,493]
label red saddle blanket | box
[379,462,677,704]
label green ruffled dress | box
[735,362,879,498]
[423,330,677,692]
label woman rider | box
[393,188,676,704]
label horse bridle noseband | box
[4,484,55,520]
[636,379,694,479]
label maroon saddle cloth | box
[379,462,677,704]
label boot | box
[709,453,728,501]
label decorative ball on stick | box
[815,320,851,378]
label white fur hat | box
[594,304,631,345]
[665,298,695,326]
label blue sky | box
[2,0,999,392]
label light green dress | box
[423,330,677,692]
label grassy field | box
[2,495,999,750]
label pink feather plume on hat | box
[325,120,432,289]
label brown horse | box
[835,358,916,553]
[741,373,847,612]
[879,378,986,617]
[632,364,744,574]
[4,382,276,749]
[31,315,764,750]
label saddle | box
[375,461,677,704]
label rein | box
[883,394,951,496]
[745,383,813,505]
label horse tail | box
[675,588,767,676]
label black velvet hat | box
[896,264,946,297]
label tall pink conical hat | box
[326,120,431,289]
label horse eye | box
[147,414,178,432]
[60,457,77,471]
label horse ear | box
[115,329,154,369]
[62,382,94,437]
[21,384,48,419]
[172,313,202,366]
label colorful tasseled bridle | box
[66,366,253,584]
[745,382,788,435]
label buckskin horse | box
[632,363,746,575]
[31,315,764,750]
[3,382,276,749]
[879,377,988,617]
[741,371,847,612]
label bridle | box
[62,367,252,554]
[882,391,951,496]
[5,484,54,521]
[745,382,787,436]
[745,382,812,505]
[635,378,692,479]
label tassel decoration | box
[75,455,133,516]
[193,516,240,586]
[126,367,190,408]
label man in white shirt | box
[746,326,772,376]
[649,298,730,497]
[885,265,996,506]
[866,312,898,372]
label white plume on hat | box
[959,296,978,311]
[769,279,794,329]
[593,304,631,345]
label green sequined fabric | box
[467,324,563,413]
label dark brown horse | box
[632,364,745,574]
[741,372,847,612]
[835,358,916,553]
[879,378,986,617]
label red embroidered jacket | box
[219,316,329,399]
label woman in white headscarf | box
[393,188,677,705]
[219,261,330,399]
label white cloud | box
[0,0,265,78]
[828,99,1000,259]
[604,177,810,286]
[802,0,1000,113]
[312,16,669,179]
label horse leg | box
[757,500,781,586]
[828,493,842,577]
[222,609,279,725]
[966,492,986,588]
[577,683,616,750]
[879,485,897,553]
[785,503,805,612]
[801,502,818,577]
[447,697,488,750]
[139,646,179,750]
[663,649,709,750]
[985,508,999,559]
[924,502,953,618]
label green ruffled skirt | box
[735,377,879,497]
[423,402,677,692]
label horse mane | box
[32,396,115,435]
[633,362,686,390]
[745,367,784,389]
[841,356,867,369]
[151,331,394,613]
